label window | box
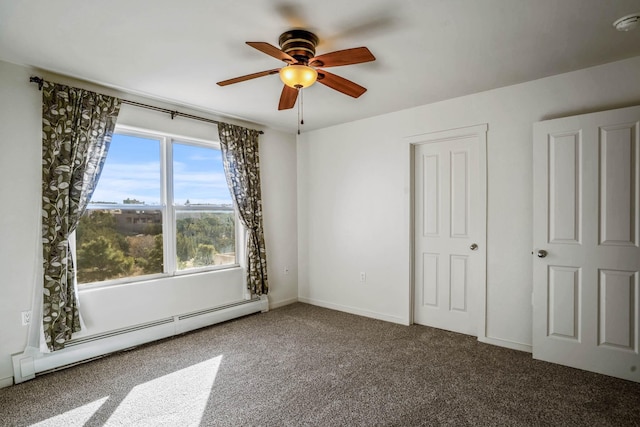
[75,127,238,285]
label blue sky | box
[90,133,232,205]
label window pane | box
[176,210,235,270]
[77,134,164,284]
[173,142,236,270]
[76,209,164,284]
[91,134,162,206]
[173,143,232,206]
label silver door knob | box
[537,250,548,258]
[470,243,478,251]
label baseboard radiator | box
[11,295,268,385]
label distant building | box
[114,209,162,234]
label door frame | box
[405,123,488,339]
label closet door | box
[411,125,487,336]
[533,105,640,382]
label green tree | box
[126,234,163,275]
[175,212,235,267]
[76,210,129,253]
[77,236,134,282]
[176,232,195,263]
[194,243,217,267]
[143,222,163,235]
[145,234,164,273]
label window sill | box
[78,264,242,292]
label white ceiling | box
[1,0,640,133]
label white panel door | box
[411,125,487,336]
[533,105,640,382]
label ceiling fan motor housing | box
[279,30,319,63]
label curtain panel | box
[217,123,269,295]
[41,81,121,351]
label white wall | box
[297,55,640,349]
[260,125,299,308]
[4,54,640,386]
[0,60,42,388]
[0,60,298,385]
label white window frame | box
[76,124,243,290]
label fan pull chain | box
[297,87,304,135]
[300,87,305,126]
[297,87,301,135]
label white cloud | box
[91,161,231,205]
[92,161,161,204]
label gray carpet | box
[1,302,639,426]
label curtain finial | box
[29,76,44,90]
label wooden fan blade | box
[278,85,299,110]
[309,47,375,67]
[217,69,280,86]
[247,42,296,63]
[317,70,367,98]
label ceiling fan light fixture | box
[279,65,318,88]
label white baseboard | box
[269,297,298,309]
[298,297,529,351]
[175,296,269,334]
[0,376,13,389]
[11,296,268,385]
[298,296,408,325]
[479,336,532,353]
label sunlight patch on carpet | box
[31,397,109,427]
[104,355,222,426]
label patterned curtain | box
[41,81,121,351]
[218,123,269,295]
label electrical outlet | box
[21,311,32,326]
[360,272,366,282]
[284,266,289,275]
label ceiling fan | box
[217,29,375,110]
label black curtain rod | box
[29,76,264,134]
